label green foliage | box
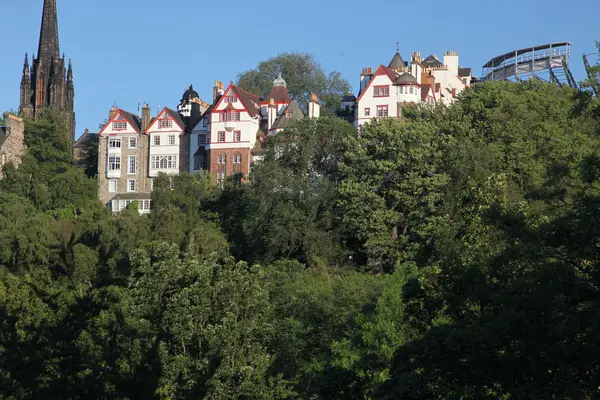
[237,53,351,116]
[3,74,600,399]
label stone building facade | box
[19,0,76,143]
[0,115,27,178]
[97,107,151,213]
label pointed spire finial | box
[396,41,399,52]
[67,58,73,81]
[37,0,60,68]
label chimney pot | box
[141,104,151,131]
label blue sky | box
[1,0,598,138]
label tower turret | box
[19,0,75,143]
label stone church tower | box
[19,0,75,143]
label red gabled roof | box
[98,108,141,136]
[213,83,261,117]
[356,65,397,103]
[263,85,290,104]
[143,107,185,133]
[233,85,260,117]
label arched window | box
[160,156,168,169]
[233,152,242,173]
[217,153,227,186]
[37,74,44,106]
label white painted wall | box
[146,115,183,177]
[355,74,396,126]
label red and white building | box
[351,50,472,127]
[189,75,320,185]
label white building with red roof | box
[351,49,472,127]
[189,75,320,186]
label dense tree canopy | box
[1,48,600,399]
[237,52,351,116]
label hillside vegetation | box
[1,74,600,399]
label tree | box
[237,53,351,116]
[338,117,451,273]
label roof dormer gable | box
[144,107,185,133]
[99,109,141,136]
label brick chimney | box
[213,80,224,103]
[141,103,151,131]
[109,105,117,120]
[308,93,320,119]
[267,98,276,130]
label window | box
[218,153,227,164]
[217,172,226,186]
[138,199,151,212]
[198,134,206,145]
[364,108,370,116]
[168,135,175,145]
[1,153,6,165]
[194,154,207,170]
[218,113,224,122]
[409,86,414,94]
[373,86,389,97]
[108,155,121,171]
[128,136,137,148]
[218,131,225,142]
[151,155,177,169]
[112,121,127,130]
[108,179,117,193]
[128,155,136,174]
[235,112,241,121]
[108,138,121,148]
[376,105,388,117]
[154,135,160,146]
[127,179,136,193]
[285,110,291,118]
[226,111,235,121]
[233,131,241,142]
[233,152,242,173]
[159,119,173,129]
[112,199,121,212]
[399,86,404,94]
[224,95,237,103]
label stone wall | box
[0,115,27,178]
[98,134,150,205]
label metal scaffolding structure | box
[582,47,599,95]
[482,42,577,88]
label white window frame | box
[127,179,136,193]
[127,155,137,174]
[108,155,121,171]
[112,121,127,130]
[129,136,137,148]
[108,179,117,193]
[160,119,173,129]
[168,135,175,145]
[138,199,151,212]
[108,137,122,149]
[154,135,160,146]
[151,155,178,169]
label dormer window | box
[159,119,173,129]
[112,121,127,130]
[285,110,291,118]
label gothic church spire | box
[37,0,60,68]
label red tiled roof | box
[264,85,290,103]
[232,85,260,117]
